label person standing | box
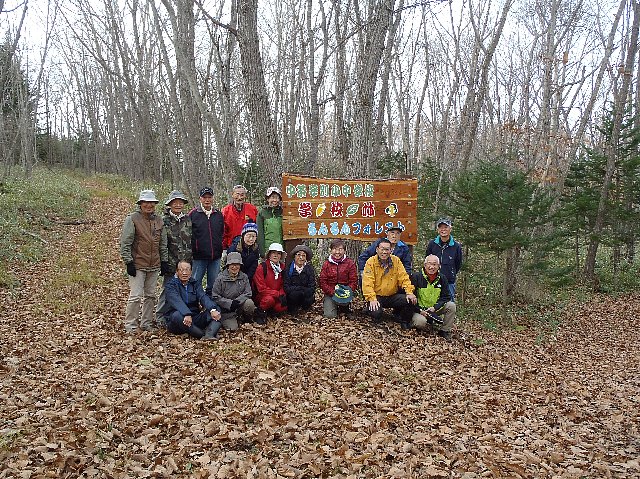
[358,225,413,276]
[257,186,283,258]
[189,187,224,296]
[120,190,168,332]
[164,260,222,340]
[361,238,417,329]
[221,184,258,251]
[319,239,358,318]
[156,190,192,327]
[425,217,462,301]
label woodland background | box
[1,2,640,476]
[2,0,640,301]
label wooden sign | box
[281,174,418,245]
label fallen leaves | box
[0,183,639,478]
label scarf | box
[328,254,346,265]
[170,210,185,221]
[201,205,213,218]
[270,261,282,280]
[378,257,393,276]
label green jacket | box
[410,269,451,313]
[257,204,283,256]
[162,209,192,273]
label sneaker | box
[437,330,452,342]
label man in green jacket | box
[410,255,456,341]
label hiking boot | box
[254,308,267,325]
[202,321,221,340]
[437,330,452,342]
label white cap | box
[267,242,285,253]
[266,186,282,197]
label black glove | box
[160,261,172,275]
[126,262,136,277]
[279,294,287,306]
[230,299,241,312]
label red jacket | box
[319,257,358,296]
[221,203,258,249]
[252,261,286,303]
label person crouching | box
[252,243,288,322]
[211,252,256,330]
[284,244,316,315]
[164,260,222,340]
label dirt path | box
[1,187,639,478]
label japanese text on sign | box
[281,174,418,245]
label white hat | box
[267,242,285,253]
[266,186,282,197]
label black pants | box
[367,293,414,323]
[287,289,315,312]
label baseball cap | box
[200,187,214,197]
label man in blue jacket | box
[358,225,413,277]
[165,260,222,340]
[425,217,462,301]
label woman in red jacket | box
[252,242,287,323]
[319,239,358,318]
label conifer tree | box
[451,161,554,300]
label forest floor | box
[1,180,639,479]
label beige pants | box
[411,301,456,332]
[125,269,160,332]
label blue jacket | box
[426,236,462,284]
[189,205,224,261]
[358,238,413,274]
[165,276,220,319]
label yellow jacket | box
[362,254,414,301]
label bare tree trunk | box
[349,0,395,177]
[237,0,281,184]
[584,0,640,282]
[456,0,513,171]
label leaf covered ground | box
[1,185,639,478]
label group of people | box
[119,185,463,341]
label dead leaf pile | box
[1,184,638,478]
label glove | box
[126,262,136,277]
[230,299,241,312]
[279,294,287,306]
[160,261,172,275]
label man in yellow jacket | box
[361,238,417,329]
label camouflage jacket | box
[162,209,193,273]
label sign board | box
[281,174,418,245]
